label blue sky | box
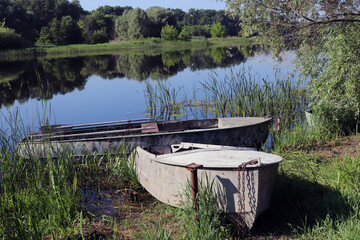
[78,0,227,12]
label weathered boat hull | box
[18,117,271,159]
[133,145,282,229]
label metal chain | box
[237,159,258,238]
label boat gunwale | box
[22,116,272,144]
[135,145,283,169]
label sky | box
[78,0,227,12]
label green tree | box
[95,5,132,16]
[36,25,52,45]
[210,22,227,38]
[37,15,82,45]
[55,0,83,21]
[83,11,113,43]
[115,8,150,40]
[225,0,360,131]
[146,7,176,37]
[20,0,56,31]
[189,25,211,38]
[0,0,35,41]
[184,8,200,26]
[161,24,178,41]
[169,8,185,28]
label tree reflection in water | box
[0,46,259,109]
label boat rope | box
[237,159,258,238]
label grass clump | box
[175,177,231,240]
[0,137,80,238]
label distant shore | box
[0,37,253,61]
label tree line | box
[0,0,241,49]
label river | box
[0,46,294,132]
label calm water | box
[0,46,294,132]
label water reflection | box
[0,46,257,109]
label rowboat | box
[133,142,282,229]
[18,116,272,159]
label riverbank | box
[0,37,252,61]
[1,117,359,238]
[110,131,360,239]
[51,130,360,239]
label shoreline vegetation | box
[0,37,252,61]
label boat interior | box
[141,142,256,156]
[32,118,219,141]
[142,143,206,155]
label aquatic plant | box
[144,81,185,121]
[144,67,307,129]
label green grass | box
[253,150,360,239]
[175,177,232,239]
[0,37,251,61]
[242,118,359,239]
[0,117,81,238]
[0,109,143,239]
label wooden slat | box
[141,122,159,133]
[39,126,156,140]
[51,118,154,130]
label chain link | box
[237,159,258,238]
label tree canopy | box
[0,1,241,48]
[146,7,176,37]
[225,0,360,131]
[115,8,151,40]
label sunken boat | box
[18,116,272,159]
[132,142,283,229]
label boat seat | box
[141,122,159,133]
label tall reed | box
[202,68,307,125]
[144,81,186,120]
[144,67,307,128]
[0,110,80,239]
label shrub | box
[189,25,211,38]
[90,29,109,44]
[160,24,178,41]
[178,26,191,41]
[210,22,227,38]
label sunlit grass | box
[0,37,251,61]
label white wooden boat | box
[133,142,282,229]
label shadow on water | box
[81,186,124,219]
[80,186,143,220]
[251,172,352,236]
